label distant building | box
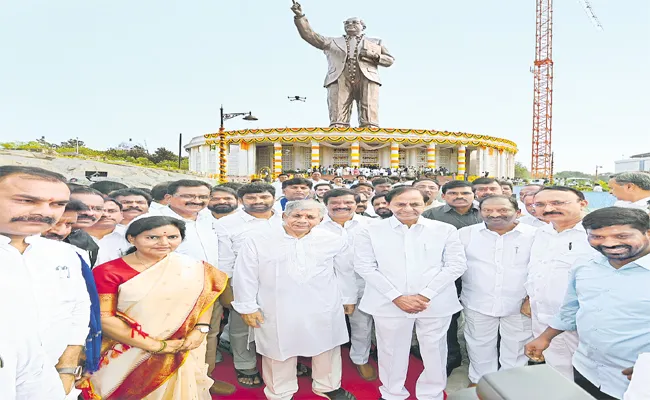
[615,152,650,173]
[115,138,145,151]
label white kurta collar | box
[388,215,426,230]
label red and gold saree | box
[84,253,227,400]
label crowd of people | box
[2,165,650,400]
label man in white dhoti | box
[233,200,358,400]
[459,195,536,385]
[355,187,467,400]
[315,188,376,381]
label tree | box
[124,145,149,160]
[149,147,177,164]
[36,136,56,148]
[60,138,84,148]
[514,162,530,179]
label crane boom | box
[578,0,604,31]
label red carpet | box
[210,346,447,399]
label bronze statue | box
[291,2,394,128]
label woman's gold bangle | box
[152,340,167,353]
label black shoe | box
[313,388,356,399]
[370,347,378,362]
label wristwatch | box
[195,325,210,334]
[57,366,83,380]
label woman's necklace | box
[133,252,154,272]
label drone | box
[288,96,306,102]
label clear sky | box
[1,0,648,173]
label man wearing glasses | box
[522,186,597,380]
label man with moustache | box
[137,179,233,395]
[108,188,151,227]
[518,183,543,215]
[355,187,467,400]
[314,182,333,203]
[371,178,392,196]
[422,180,482,375]
[355,192,373,217]
[316,189,376,381]
[413,178,444,210]
[518,192,548,228]
[526,207,650,399]
[522,186,595,381]
[609,172,650,210]
[234,200,357,400]
[459,195,536,385]
[68,186,106,266]
[274,177,313,213]
[84,198,131,265]
[471,178,503,202]
[370,194,393,219]
[215,183,284,388]
[0,166,91,399]
[209,186,239,220]
[42,200,88,243]
[352,182,376,216]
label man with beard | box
[352,182,376,216]
[522,186,595,381]
[84,198,131,265]
[68,186,106,266]
[209,186,239,220]
[355,187,466,400]
[274,177,313,213]
[215,183,284,388]
[42,200,88,243]
[526,207,650,400]
[108,188,151,227]
[422,180,481,375]
[0,166,91,399]
[371,178,392,196]
[316,189,376,381]
[314,182,333,203]
[370,194,393,219]
[355,192,373,217]
[234,200,357,400]
[459,195,536,385]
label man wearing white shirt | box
[355,187,467,400]
[108,188,151,227]
[215,183,283,388]
[272,173,290,199]
[316,189,376,381]
[149,181,172,211]
[518,192,549,228]
[142,179,219,265]
[233,200,358,400]
[609,171,650,210]
[413,178,445,210]
[459,195,536,385]
[84,198,131,265]
[523,186,596,380]
[0,166,91,399]
[310,171,328,186]
[518,183,543,216]
[624,353,650,400]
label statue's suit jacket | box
[294,16,394,88]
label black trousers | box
[446,279,463,367]
[574,368,617,400]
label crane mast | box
[531,0,554,180]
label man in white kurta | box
[459,195,536,384]
[0,166,91,400]
[214,183,283,385]
[233,200,358,400]
[524,186,597,380]
[355,187,467,400]
[314,188,375,380]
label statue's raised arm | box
[291,2,329,50]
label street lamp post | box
[218,105,258,183]
[595,165,603,181]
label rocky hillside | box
[0,150,216,188]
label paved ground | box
[446,316,471,393]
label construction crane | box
[530,0,602,180]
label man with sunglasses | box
[522,186,598,381]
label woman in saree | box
[82,216,228,399]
